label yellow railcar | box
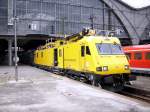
[34,43,55,67]
[34,29,135,91]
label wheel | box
[90,75,99,87]
[91,79,96,86]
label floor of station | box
[0,66,150,112]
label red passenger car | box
[123,44,150,74]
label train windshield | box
[96,43,124,55]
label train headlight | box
[103,66,108,71]
[125,65,129,70]
[96,67,102,71]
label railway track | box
[119,85,150,103]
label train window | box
[146,52,150,60]
[86,46,91,55]
[81,46,85,57]
[59,49,62,57]
[96,43,123,55]
[96,43,111,54]
[126,53,131,60]
[60,42,63,45]
[41,52,43,58]
[134,53,142,60]
[111,44,123,54]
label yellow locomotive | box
[34,28,135,91]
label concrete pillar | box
[8,39,12,66]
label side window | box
[81,46,85,57]
[86,46,91,55]
[59,49,62,57]
[134,52,142,60]
[41,52,43,58]
[126,53,131,60]
[146,52,150,60]
[37,53,38,58]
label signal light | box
[96,66,108,71]
[103,66,108,71]
[125,65,129,70]
[96,67,102,71]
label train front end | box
[88,36,135,91]
[95,42,130,75]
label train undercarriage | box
[35,64,136,92]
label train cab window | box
[86,46,91,55]
[126,53,131,60]
[146,52,150,60]
[96,43,123,55]
[81,46,85,57]
[134,53,142,60]
[59,49,62,57]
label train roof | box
[84,35,120,44]
[123,44,150,50]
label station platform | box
[0,66,150,112]
[131,76,150,91]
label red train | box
[123,44,150,74]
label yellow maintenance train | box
[34,29,135,91]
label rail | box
[119,85,150,103]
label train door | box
[58,48,64,68]
[84,46,92,71]
[80,45,85,71]
[54,49,58,66]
